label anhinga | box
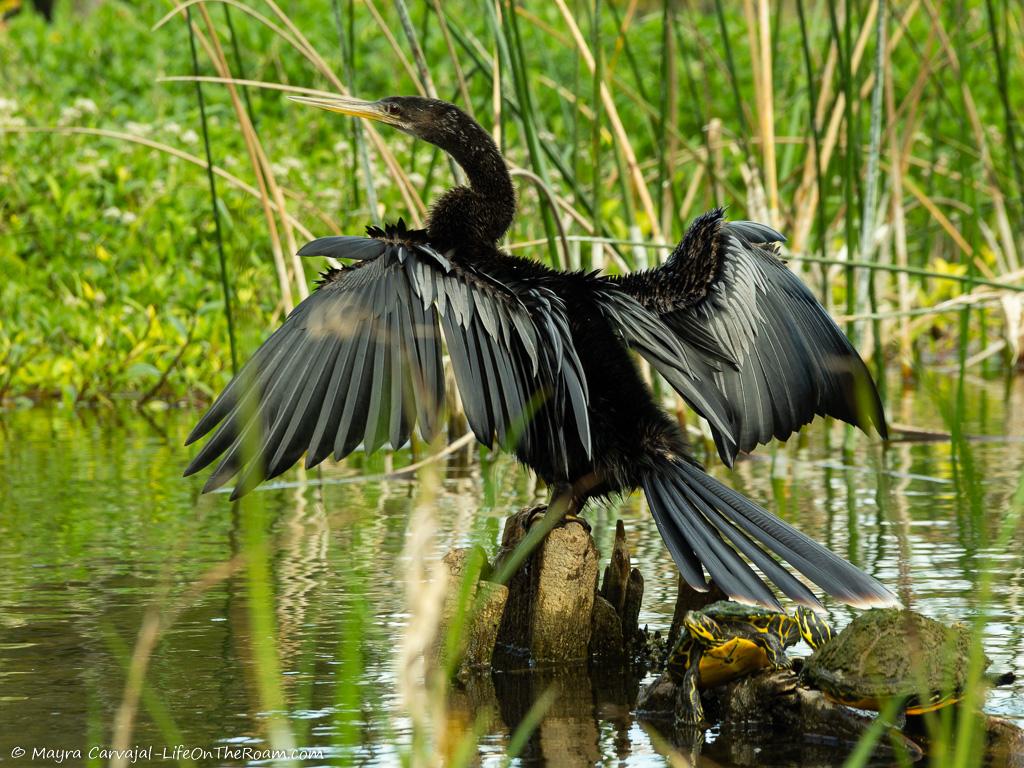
[185,95,895,611]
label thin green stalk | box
[234,373,294,755]
[505,687,557,763]
[712,0,753,162]
[673,14,714,209]
[795,0,829,305]
[332,0,380,224]
[611,137,640,267]
[221,4,256,129]
[788,255,1021,293]
[186,6,237,374]
[583,0,638,267]
[656,0,672,225]
[571,3,580,194]
[604,0,651,105]
[104,626,196,768]
[394,0,461,182]
[770,0,783,77]
[953,0,978,462]
[861,0,886,397]
[983,0,1024,223]
[496,0,561,267]
[239,494,295,753]
[603,1,659,145]
[843,696,910,768]
[551,235,1024,292]
[827,0,859,345]
[589,0,602,271]
[333,559,368,757]
[394,0,434,93]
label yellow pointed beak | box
[288,94,402,127]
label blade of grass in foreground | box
[841,696,912,768]
[104,625,197,768]
[333,541,368,760]
[231,365,296,759]
[505,686,558,763]
[240,494,297,758]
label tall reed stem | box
[186,7,237,374]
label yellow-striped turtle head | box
[683,610,724,645]
[796,607,833,649]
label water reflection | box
[0,373,1021,765]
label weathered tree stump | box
[431,546,509,674]
[591,520,644,661]
[639,666,923,760]
[434,507,647,674]
[493,507,600,663]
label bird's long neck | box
[426,123,515,248]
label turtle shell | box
[701,600,786,624]
[697,636,769,688]
[682,601,800,688]
[802,608,988,711]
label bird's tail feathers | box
[642,457,898,611]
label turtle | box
[667,601,833,725]
[800,608,989,715]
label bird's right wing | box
[184,224,590,498]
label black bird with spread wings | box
[185,94,894,611]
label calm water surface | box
[1,373,1022,766]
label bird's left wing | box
[617,210,886,466]
[184,225,590,499]
[586,281,739,456]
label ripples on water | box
[0,374,1021,766]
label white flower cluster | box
[0,96,25,128]
[270,155,304,177]
[102,206,138,225]
[75,147,110,176]
[57,97,98,126]
[160,121,197,144]
[124,120,152,136]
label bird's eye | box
[382,102,399,116]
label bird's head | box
[291,92,513,244]
[289,94,468,148]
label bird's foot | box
[561,512,592,532]
[522,506,591,533]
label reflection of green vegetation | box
[2,2,1023,405]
